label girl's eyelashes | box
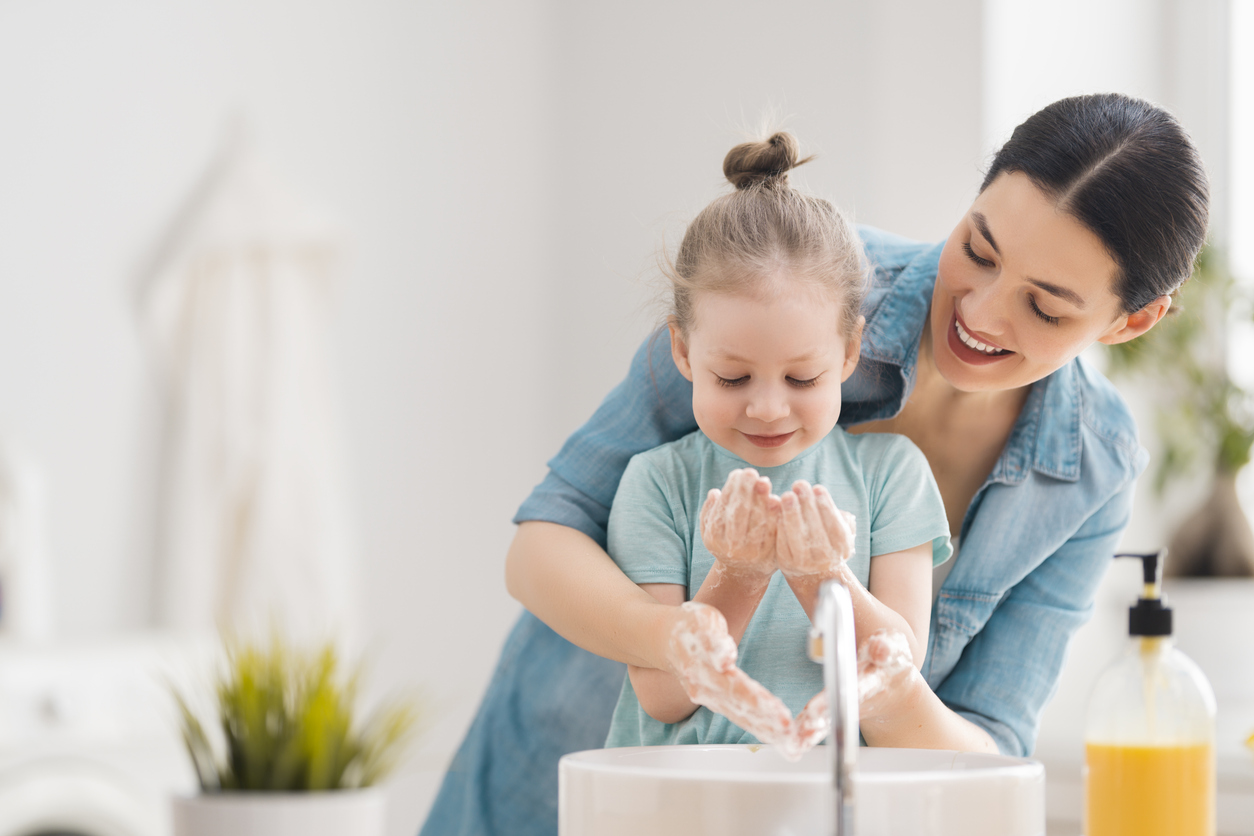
[714,374,821,388]
[962,242,995,268]
[1028,295,1060,325]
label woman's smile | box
[947,308,1013,365]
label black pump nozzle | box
[1114,550,1172,637]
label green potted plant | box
[171,635,418,836]
[1105,244,1254,576]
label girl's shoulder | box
[812,429,932,494]
[621,430,718,488]
[827,426,926,465]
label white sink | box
[559,744,1045,836]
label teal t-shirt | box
[603,428,951,748]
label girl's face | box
[931,171,1169,392]
[670,278,862,468]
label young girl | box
[603,132,952,754]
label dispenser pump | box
[1115,550,1172,637]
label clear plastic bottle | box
[1084,550,1216,836]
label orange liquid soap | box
[1084,742,1215,836]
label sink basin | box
[559,745,1044,836]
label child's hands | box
[775,481,856,579]
[700,468,781,579]
[667,601,793,748]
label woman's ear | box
[840,316,865,381]
[1097,295,1172,346]
[669,320,694,381]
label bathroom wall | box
[0,2,557,832]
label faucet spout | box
[810,579,858,836]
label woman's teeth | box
[955,319,1009,355]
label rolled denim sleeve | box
[513,329,697,549]
[933,480,1136,756]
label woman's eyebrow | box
[1029,279,1087,309]
[971,212,1000,254]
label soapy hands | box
[700,470,853,581]
[776,482,857,579]
[668,601,794,751]
[668,602,915,760]
[699,469,781,580]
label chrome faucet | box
[809,579,858,836]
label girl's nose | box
[745,384,790,423]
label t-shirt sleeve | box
[513,328,697,549]
[865,435,953,566]
[606,453,691,587]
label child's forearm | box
[628,664,700,724]
[785,565,925,668]
[691,561,774,644]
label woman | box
[420,93,1209,836]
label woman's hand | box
[775,481,856,579]
[667,601,793,748]
[700,468,781,580]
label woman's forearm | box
[504,521,678,669]
[629,566,774,723]
[860,671,999,753]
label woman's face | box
[930,171,1159,393]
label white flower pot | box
[172,787,386,836]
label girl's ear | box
[1097,295,1172,345]
[669,320,694,381]
[840,316,865,382]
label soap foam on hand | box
[670,603,914,762]
[668,602,795,752]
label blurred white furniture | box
[0,634,203,836]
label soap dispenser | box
[1084,549,1216,836]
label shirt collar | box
[859,240,942,377]
[992,359,1083,484]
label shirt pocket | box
[925,589,1003,684]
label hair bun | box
[723,132,809,189]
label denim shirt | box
[515,226,1148,756]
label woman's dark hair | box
[983,93,1209,313]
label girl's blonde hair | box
[668,132,867,341]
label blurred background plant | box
[172,634,421,792]
[1105,244,1254,576]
